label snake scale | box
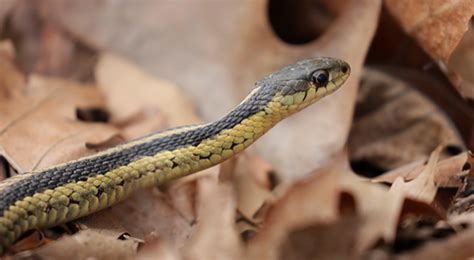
[0,57,350,254]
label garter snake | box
[0,57,350,254]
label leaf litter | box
[0,0,473,259]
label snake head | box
[253,57,350,115]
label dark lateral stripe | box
[0,87,274,216]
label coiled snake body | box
[0,57,350,254]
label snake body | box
[0,57,349,254]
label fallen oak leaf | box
[384,0,474,63]
[79,185,197,249]
[0,0,15,33]
[384,0,474,99]
[278,215,362,260]
[449,151,474,215]
[38,0,381,181]
[241,0,382,180]
[246,167,341,260]
[229,152,274,223]
[137,237,180,260]
[338,171,405,254]
[117,107,168,140]
[374,152,467,188]
[24,229,139,259]
[95,53,201,127]
[396,225,474,260]
[0,46,120,172]
[448,20,474,101]
[183,177,243,260]
[349,68,464,176]
[389,146,443,203]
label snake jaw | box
[270,58,350,115]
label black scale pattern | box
[0,85,276,216]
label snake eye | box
[311,70,329,87]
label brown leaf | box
[374,152,467,188]
[384,0,474,99]
[389,146,442,203]
[385,0,474,63]
[397,227,474,260]
[277,215,362,260]
[349,69,464,176]
[448,21,474,100]
[80,187,196,249]
[25,229,139,259]
[241,0,382,179]
[449,152,474,215]
[0,0,15,33]
[183,177,243,260]
[246,168,341,259]
[137,238,180,260]
[37,0,381,180]
[339,172,405,253]
[117,108,167,140]
[95,53,201,127]
[230,153,274,223]
[0,47,119,172]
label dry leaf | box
[183,177,243,260]
[1,1,472,259]
[375,152,467,187]
[277,215,362,260]
[449,152,474,215]
[246,168,341,260]
[384,0,474,63]
[397,227,474,260]
[0,0,15,33]
[389,147,442,203]
[80,187,196,249]
[338,173,405,253]
[25,229,139,259]
[37,0,381,180]
[448,21,474,100]
[117,108,167,140]
[230,153,274,222]
[0,47,119,172]
[95,53,201,127]
[384,0,474,99]
[138,238,180,260]
[349,69,464,176]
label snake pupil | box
[311,70,329,87]
[341,65,349,74]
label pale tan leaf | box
[375,152,467,187]
[397,227,474,260]
[95,53,201,127]
[448,21,474,99]
[349,69,464,174]
[339,172,405,253]
[231,153,274,222]
[385,0,474,99]
[80,187,196,249]
[26,229,139,259]
[389,147,443,203]
[384,0,474,62]
[0,49,120,172]
[137,238,180,260]
[38,0,381,180]
[183,177,243,260]
[246,169,341,260]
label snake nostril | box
[341,65,349,74]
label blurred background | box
[0,1,473,258]
[0,0,472,180]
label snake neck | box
[0,90,283,251]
